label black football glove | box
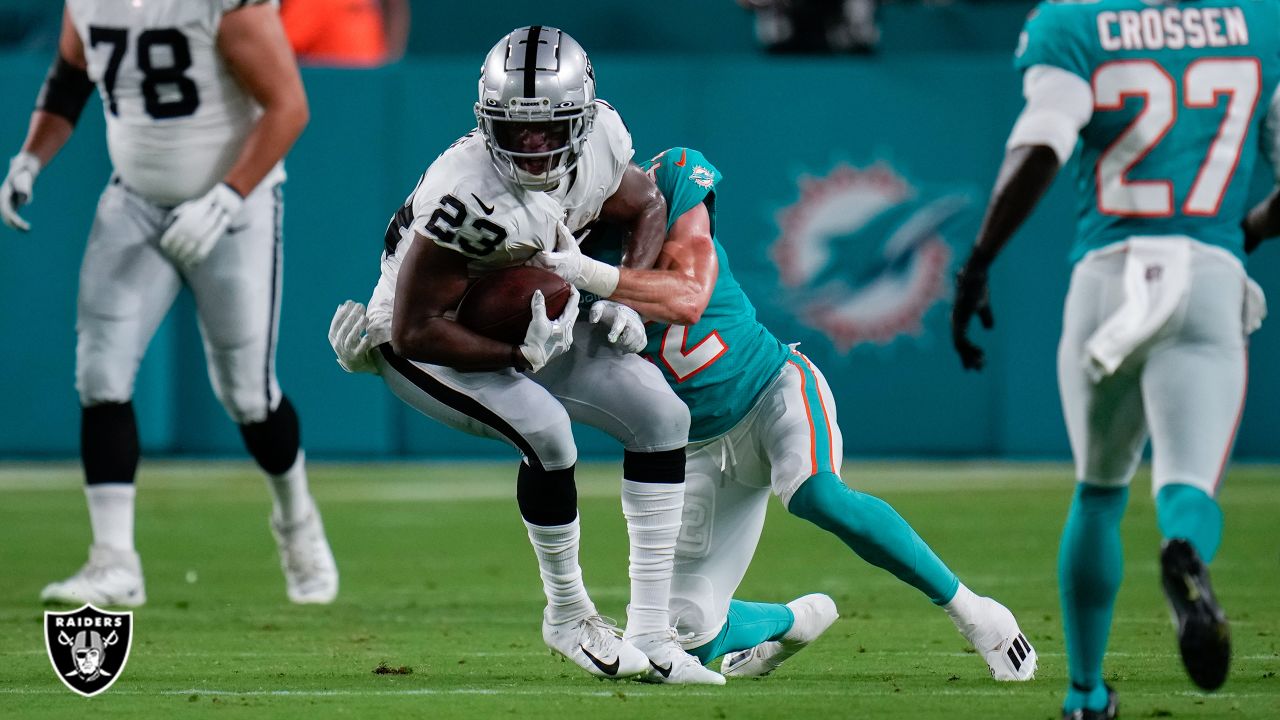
[951,264,995,371]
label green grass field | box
[1,461,1276,719]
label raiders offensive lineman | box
[328,27,721,684]
[0,1,337,606]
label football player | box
[523,146,1036,681]
[327,27,721,685]
[951,1,1278,717]
[0,1,337,607]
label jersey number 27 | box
[1094,58,1259,217]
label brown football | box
[455,266,572,345]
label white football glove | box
[519,286,580,372]
[328,300,379,374]
[159,182,244,268]
[527,221,620,297]
[589,299,646,353]
[1,152,40,232]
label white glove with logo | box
[519,286,580,372]
[527,221,620,297]
[159,182,244,268]
[328,300,379,374]
[589,299,646,353]
[1,152,41,232]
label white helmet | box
[475,26,597,190]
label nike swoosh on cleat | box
[472,194,495,215]
[649,660,673,678]
[579,645,620,676]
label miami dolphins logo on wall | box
[771,162,971,352]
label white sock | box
[265,450,313,525]
[620,479,685,638]
[524,516,593,624]
[85,484,136,552]
[943,583,982,629]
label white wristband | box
[578,257,620,297]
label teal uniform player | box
[585,148,1039,680]
[952,1,1280,716]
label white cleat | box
[631,629,726,685]
[271,507,338,605]
[721,593,839,678]
[40,544,147,608]
[543,613,650,680]
[955,596,1037,681]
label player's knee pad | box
[211,373,271,425]
[625,391,691,453]
[238,395,301,475]
[81,402,140,484]
[520,413,577,472]
[669,574,723,641]
[75,340,137,407]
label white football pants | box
[1058,239,1256,496]
[76,177,284,423]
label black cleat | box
[1160,538,1230,691]
[1062,684,1118,720]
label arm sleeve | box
[1005,64,1094,164]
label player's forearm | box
[611,268,706,325]
[391,317,521,371]
[1244,188,1280,253]
[221,99,308,197]
[964,145,1060,270]
[19,111,75,167]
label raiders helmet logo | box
[44,604,133,697]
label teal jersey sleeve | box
[1014,1,1093,80]
[643,148,723,233]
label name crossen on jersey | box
[1096,6,1248,51]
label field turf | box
[0,462,1276,719]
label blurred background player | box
[950,1,1279,717]
[281,0,410,67]
[526,145,1038,681]
[0,1,337,606]
[327,27,721,685]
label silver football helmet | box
[475,26,597,190]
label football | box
[455,265,573,344]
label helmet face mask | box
[475,26,597,190]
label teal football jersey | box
[1016,0,1280,262]
[640,148,791,441]
[579,148,790,442]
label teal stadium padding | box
[0,50,1276,459]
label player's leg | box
[534,324,722,684]
[185,182,336,604]
[666,433,793,666]
[374,346,649,679]
[1057,257,1148,715]
[762,352,1032,678]
[42,181,180,607]
[1141,251,1246,691]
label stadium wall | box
[1,52,1276,460]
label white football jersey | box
[66,0,283,206]
[366,100,634,345]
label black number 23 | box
[89,25,200,120]
[425,195,508,257]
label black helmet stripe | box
[523,25,542,98]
